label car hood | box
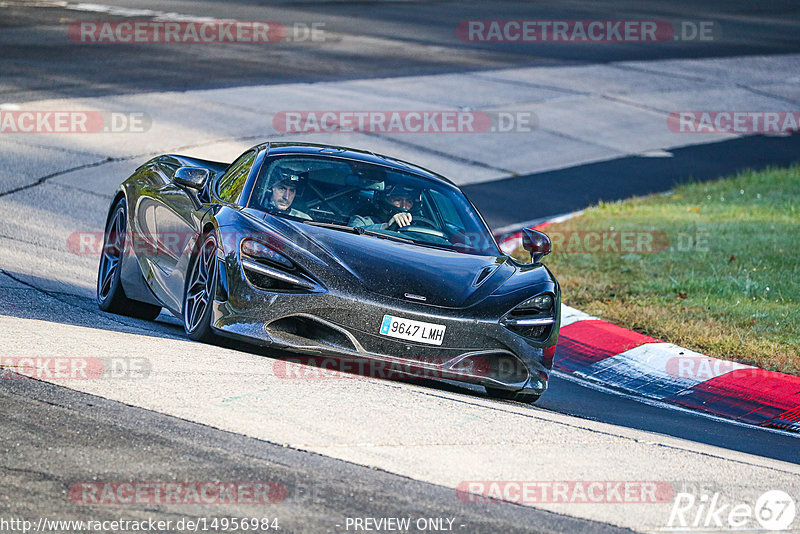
[296,223,515,308]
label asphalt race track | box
[1,1,800,533]
[4,0,800,101]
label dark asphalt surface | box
[468,133,800,229]
[2,282,798,467]
[540,373,800,465]
[0,374,629,534]
[2,1,800,531]
[2,0,800,101]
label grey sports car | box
[97,142,559,402]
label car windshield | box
[249,155,500,256]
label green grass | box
[513,166,800,375]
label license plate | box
[379,315,446,346]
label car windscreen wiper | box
[360,228,416,245]
[303,221,361,233]
[404,240,458,253]
[303,220,416,244]
[264,210,310,223]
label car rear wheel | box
[485,387,541,404]
[183,231,219,342]
[97,199,162,320]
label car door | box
[149,150,257,312]
[151,192,201,310]
[149,163,226,313]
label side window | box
[429,189,463,229]
[217,151,256,204]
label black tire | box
[97,199,162,320]
[183,231,219,343]
[485,387,541,404]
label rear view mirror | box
[521,228,551,263]
[173,167,210,191]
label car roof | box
[255,142,459,189]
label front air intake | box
[266,316,358,352]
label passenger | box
[267,167,311,220]
[349,184,421,230]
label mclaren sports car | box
[96,142,559,402]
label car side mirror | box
[173,167,210,192]
[521,228,551,264]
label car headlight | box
[240,238,317,291]
[516,294,553,314]
[502,292,556,340]
[240,238,294,270]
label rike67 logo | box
[667,490,796,531]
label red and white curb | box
[557,306,800,432]
[495,218,800,433]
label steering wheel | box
[400,226,448,238]
[391,216,447,238]
[402,216,436,228]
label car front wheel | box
[183,231,219,342]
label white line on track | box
[553,369,800,439]
[4,1,223,22]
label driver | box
[266,166,311,220]
[349,184,420,230]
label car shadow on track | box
[0,269,497,403]
[8,270,799,464]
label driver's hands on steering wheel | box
[388,212,412,228]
